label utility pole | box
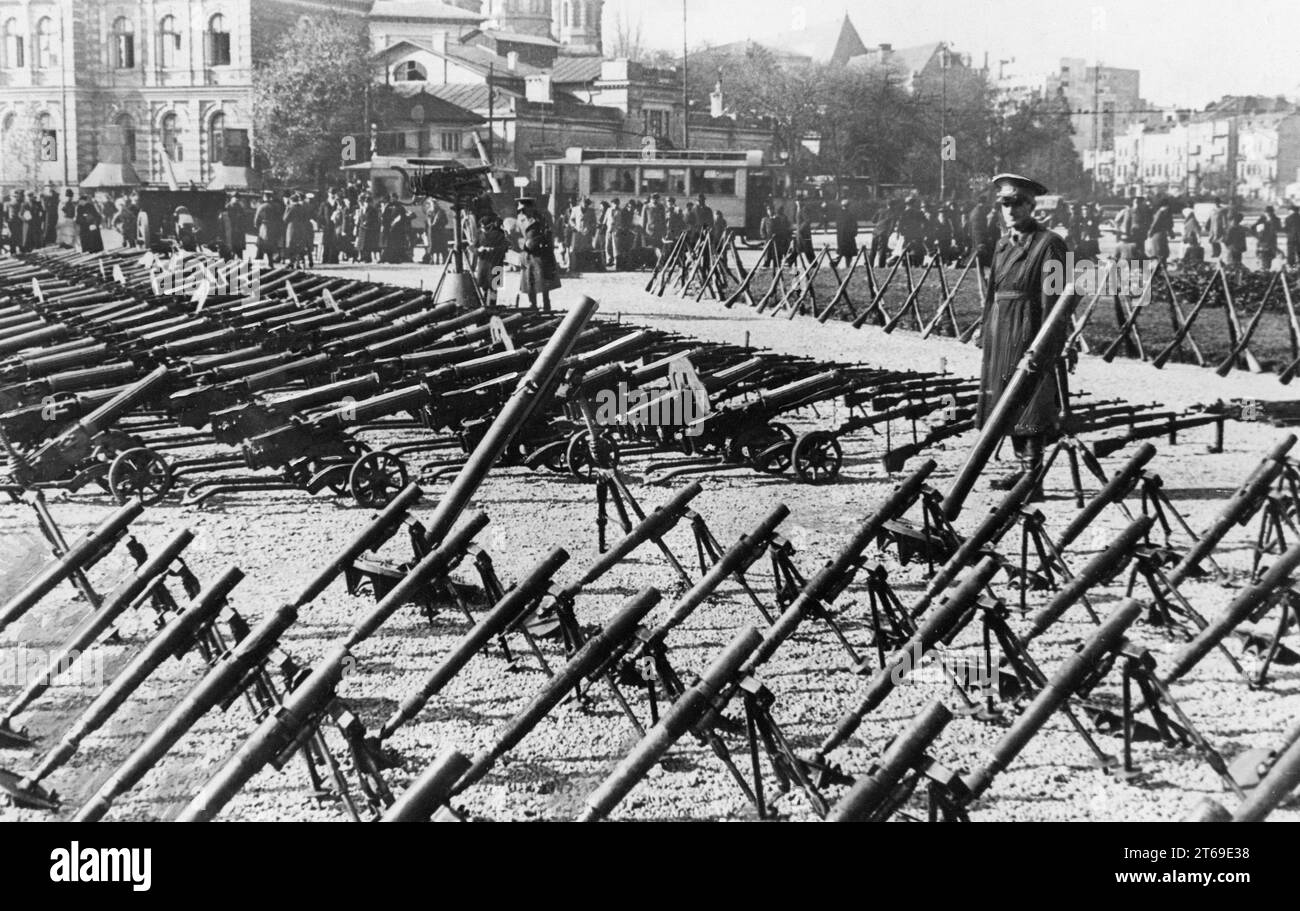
[1091,60,1100,197]
[939,44,947,200]
[487,63,495,165]
[681,0,689,148]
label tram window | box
[557,165,579,198]
[690,169,736,196]
[592,166,636,194]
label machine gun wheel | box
[108,447,174,505]
[566,430,620,479]
[727,423,793,467]
[753,422,797,474]
[792,431,843,484]
[349,451,410,508]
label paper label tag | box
[323,288,341,312]
[489,316,514,351]
[193,279,212,311]
[31,278,43,302]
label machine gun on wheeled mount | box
[1,365,176,503]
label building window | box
[34,17,54,69]
[112,18,135,69]
[209,112,226,167]
[116,113,136,163]
[1,20,21,70]
[394,61,426,81]
[161,112,182,162]
[409,104,425,123]
[158,16,180,68]
[207,14,231,66]
[440,131,459,152]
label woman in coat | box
[284,193,314,268]
[75,194,104,253]
[254,191,283,265]
[517,198,559,311]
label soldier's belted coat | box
[976,219,1069,438]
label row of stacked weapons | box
[0,246,1240,512]
[652,228,1300,386]
[1,289,1298,821]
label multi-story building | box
[994,58,1155,169]
[2,0,773,194]
[1106,97,1300,201]
[0,0,370,191]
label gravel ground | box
[0,261,1296,823]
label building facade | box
[1102,97,1300,201]
[0,0,368,191]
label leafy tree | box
[252,18,371,186]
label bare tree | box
[607,10,645,61]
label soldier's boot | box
[1025,436,1046,502]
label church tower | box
[483,0,554,38]
[557,0,602,55]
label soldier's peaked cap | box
[992,173,1048,198]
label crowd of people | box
[552,192,727,273]
[2,184,125,255]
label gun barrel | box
[25,566,243,788]
[343,511,490,648]
[820,557,998,757]
[454,586,661,795]
[826,701,953,822]
[420,296,597,549]
[292,483,423,607]
[1026,515,1155,641]
[579,627,763,822]
[1164,539,1300,684]
[379,547,570,740]
[381,749,473,822]
[960,598,1144,804]
[0,498,145,635]
[76,365,171,435]
[919,471,1037,611]
[176,644,353,822]
[73,603,299,822]
[560,482,703,599]
[1232,728,1300,821]
[0,527,195,727]
[744,462,937,674]
[638,505,790,649]
[1052,444,1157,555]
[941,288,1080,521]
[1167,437,1295,587]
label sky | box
[602,0,1300,109]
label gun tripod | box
[1249,461,1300,580]
[1085,641,1245,796]
[1121,548,1253,687]
[1237,586,1300,687]
[592,467,696,589]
